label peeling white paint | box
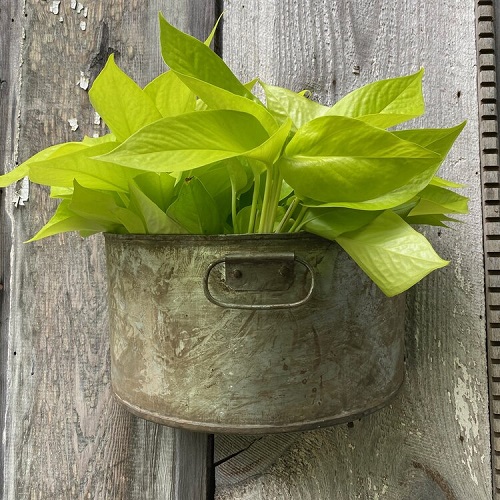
[77,72,89,90]
[49,1,60,15]
[93,112,101,126]
[453,357,480,485]
[83,7,88,17]
[71,0,77,8]
[12,177,30,207]
[80,21,86,31]
[68,118,79,131]
[59,16,64,23]
[76,2,85,14]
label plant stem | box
[275,196,299,233]
[231,184,238,233]
[267,168,283,231]
[247,172,261,233]
[289,205,308,232]
[258,168,274,233]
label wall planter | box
[105,233,405,433]
[0,16,466,433]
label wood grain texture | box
[1,1,215,499]
[0,4,23,500]
[215,0,492,498]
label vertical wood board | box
[216,0,491,498]
[1,1,215,498]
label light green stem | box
[289,205,308,232]
[247,172,261,233]
[258,168,274,233]
[231,184,238,233]
[267,169,283,232]
[275,196,299,233]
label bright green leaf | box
[0,142,89,187]
[168,76,278,133]
[280,115,439,205]
[204,12,223,47]
[404,214,460,227]
[97,110,271,172]
[226,158,250,195]
[328,69,425,128]
[246,118,292,165]
[81,134,117,146]
[27,200,119,242]
[158,15,278,134]
[69,181,145,233]
[128,179,186,234]
[430,176,465,189]
[89,54,162,142]
[29,142,138,192]
[299,164,451,211]
[143,71,196,117]
[408,185,469,216]
[234,205,252,233]
[260,80,329,129]
[301,207,382,239]
[159,14,255,101]
[166,176,223,234]
[336,210,448,296]
[195,162,234,219]
[279,180,294,201]
[132,172,176,212]
[392,122,465,156]
[50,186,74,199]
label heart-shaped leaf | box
[301,207,382,239]
[327,69,425,128]
[279,115,439,205]
[0,142,90,187]
[69,181,145,233]
[97,110,278,172]
[29,142,137,192]
[260,80,329,129]
[89,54,162,142]
[159,14,254,101]
[336,210,448,296]
[408,185,469,216]
[128,178,185,234]
[143,71,196,117]
[166,176,223,234]
[28,199,120,242]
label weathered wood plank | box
[1,1,215,498]
[0,4,24,500]
[216,0,491,498]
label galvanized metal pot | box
[104,233,405,434]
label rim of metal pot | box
[104,232,333,244]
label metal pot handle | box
[203,253,315,310]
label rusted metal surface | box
[105,233,405,434]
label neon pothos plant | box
[0,15,467,297]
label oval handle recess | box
[203,253,315,310]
